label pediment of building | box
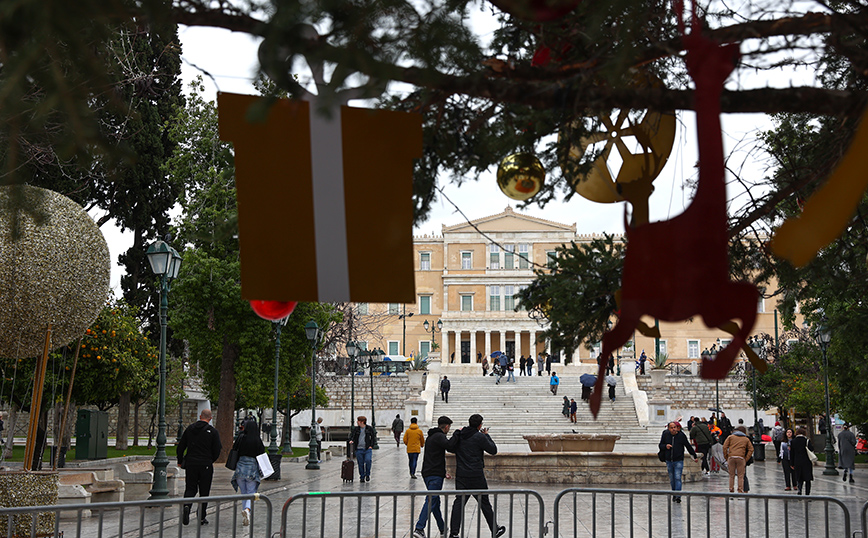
[442,206,576,234]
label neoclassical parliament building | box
[355,207,786,373]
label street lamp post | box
[748,336,766,460]
[399,306,414,356]
[269,316,290,456]
[369,347,384,449]
[145,238,182,500]
[423,319,443,352]
[813,322,838,475]
[305,321,321,470]
[346,341,360,427]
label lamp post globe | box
[305,321,321,470]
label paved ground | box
[21,442,868,537]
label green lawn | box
[3,444,309,462]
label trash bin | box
[752,441,765,461]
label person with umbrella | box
[580,374,596,402]
[605,375,617,402]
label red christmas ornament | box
[250,300,298,321]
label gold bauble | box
[497,152,545,201]
[559,72,676,204]
[0,186,111,358]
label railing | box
[280,489,545,538]
[0,493,271,538]
[553,488,850,538]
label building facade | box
[358,207,790,372]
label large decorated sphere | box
[0,186,111,358]
[497,153,545,201]
[250,300,297,321]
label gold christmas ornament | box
[559,72,676,212]
[497,152,545,201]
[0,186,111,358]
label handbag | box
[225,448,240,470]
[658,448,667,462]
[808,450,818,463]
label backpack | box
[772,425,784,441]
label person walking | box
[545,354,552,375]
[440,376,451,403]
[561,396,570,418]
[607,381,616,402]
[790,426,815,495]
[780,428,794,491]
[519,356,526,376]
[605,355,615,375]
[537,352,545,376]
[412,416,453,538]
[549,372,559,395]
[772,421,785,462]
[639,351,647,375]
[482,357,489,377]
[658,421,698,503]
[526,355,534,376]
[839,423,857,483]
[689,418,714,475]
[315,417,325,462]
[391,414,405,447]
[177,408,222,526]
[506,357,516,382]
[230,417,266,527]
[447,414,505,538]
[350,416,376,482]
[403,417,425,479]
[722,425,753,494]
[569,398,577,423]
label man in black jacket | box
[440,376,451,403]
[177,408,222,525]
[412,416,453,538]
[349,416,376,482]
[447,414,505,538]
[659,421,698,503]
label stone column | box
[529,330,537,357]
[469,330,477,363]
[442,331,450,365]
[485,330,491,360]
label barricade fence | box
[0,493,271,538]
[1,489,864,538]
[280,489,545,538]
[554,488,851,538]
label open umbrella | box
[605,375,617,386]
[491,351,503,358]
[580,374,597,387]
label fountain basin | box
[523,433,620,452]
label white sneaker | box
[242,509,250,526]
[412,529,425,538]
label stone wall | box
[320,374,421,411]
[636,375,752,409]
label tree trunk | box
[115,392,131,450]
[133,399,141,446]
[4,403,18,458]
[215,335,239,463]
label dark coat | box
[421,427,450,478]
[440,378,451,392]
[659,429,697,462]
[350,424,376,450]
[177,420,222,467]
[689,422,714,446]
[838,429,857,469]
[790,435,814,482]
[447,426,497,479]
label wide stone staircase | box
[431,374,661,452]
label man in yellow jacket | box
[403,417,426,479]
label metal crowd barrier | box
[280,489,545,538]
[553,488,851,538]
[0,493,271,538]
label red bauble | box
[250,300,298,321]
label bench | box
[114,458,180,498]
[58,470,124,503]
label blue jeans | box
[415,475,445,533]
[236,476,258,511]
[408,452,420,475]
[507,371,515,382]
[667,460,684,498]
[356,448,372,479]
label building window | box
[461,251,472,269]
[489,244,500,270]
[687,340,699,359]
[546,250,557,264]
[460,295,473,311]
[657,340,668,357]
[356,303,368,315]
[504,244,514,270]
[420,252,431,271]
[489,286,501,311]
[589,343,602,359]
[517,285,528,311]
[419,295,431,315]
[388,303,400,315]
[504,285,515,311]
[518,244,530,269]
[420,341,430,358]
[388,341,399,356]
